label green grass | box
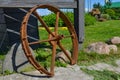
[84,20,120,47]
[0,52,7,60]
[82,68,120,80]
[78,52,120,66]
[78,20,120,66]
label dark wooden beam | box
[74,0,85,49]
[0,0,77,8]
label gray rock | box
[85,42,110,54]
[110,37,120,44]
[116,60,120,66]
[0,60,3,73]
[108,45,117,53]
[56,50,71,63]
[3,43,34,73]
[85,42,118,54]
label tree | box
[105,0,112,8]
[93,3,104,13]
[93,3,102,9]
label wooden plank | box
[0,0,76,8]
[3,8,40,49]
[0,9,9,52]
[0,24,6,32]
[0,0,74,3]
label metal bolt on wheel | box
[20,4,78,76]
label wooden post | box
[74,0,84,50]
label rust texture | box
[20,4,78,76]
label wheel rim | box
[20,4,78,76]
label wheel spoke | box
[54,12,60,35]
[57,41,73,63]
[29,37,59,45]
[63,34,74,39]
[50,42,57,75]
[33,11,55,37]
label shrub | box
[112,8,120,19]
[42,13,57,27]
[42,12,74,27]
[105,9,116,19]
[85,14,97,26]
[64,12,74,24]
[101,14,110,20]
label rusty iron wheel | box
[20,4,78,76]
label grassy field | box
[78,20,120,66]
[79,20,120,80]
[84,20,120,47]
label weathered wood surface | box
[0,0,76,8]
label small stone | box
[110,37,120,44]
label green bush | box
[105,9,116,19]
[101,14,110,20]
[112,8,120,20]
[42,13,57,27]
[64,12,74,24]
[42,12,74,27]
[85,14,97,26]
[42,12,97,27]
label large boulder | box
[3,43,34,73]
[85,42,117,54]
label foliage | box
[105,9,116,19]
[93,2,120,20]
[64,12,74,25]
[112,8,120,20]
[93,3,102,9]
[93,3,105,13]
[101,14,110,20]
[105,0,112,8]
[85,14,96,26]
[42,13,60,27]
[42,12,74,27]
